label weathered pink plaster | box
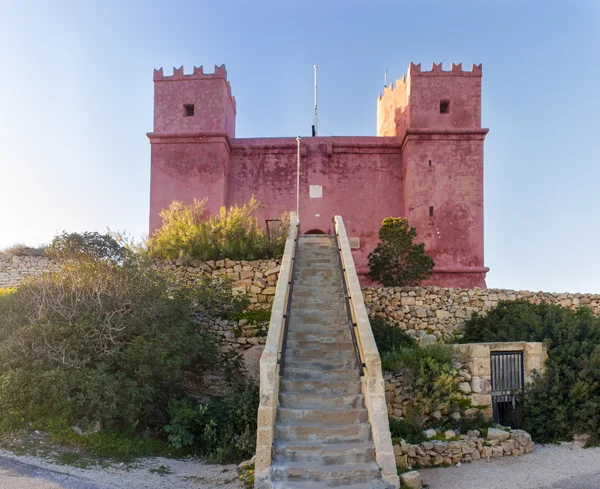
[148,63,489,288]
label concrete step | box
[272,481,392,489]
[285,339,354,351]
[285,348,357,362]
[280,378,361,395]
[277,407,368,425]
[273,440,376,465]
[270,461,381,484]
[282,367,359,382]
[288,302,347,314]
[282,358,359,371]
[274,422,372,443]
[287,332,352,344]
[289,310,349,322]
[278,392,365,410]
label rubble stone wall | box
[385,342,546,423]
[393,427,535,470]
[0,254,60,287]
[364,286,600,340]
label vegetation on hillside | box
[367,217,435,287]
[149,197,288,261]
[460,300,600,444]
[372,317,464,430]
[0,231,258,463]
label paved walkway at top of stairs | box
[270,234,392,489]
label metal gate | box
[490,351,524,428]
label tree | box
[47,231,131,264]
[367,217,435,287]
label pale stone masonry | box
[393,427,535,469]
[364,286,600,340]
[383,342,545,423]
[0,254,60,287]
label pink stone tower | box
[148,62,489,288]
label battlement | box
[409,61,482,77]
[153,64,229,81]
[379,74,407,101]
[153,64,235,112]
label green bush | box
[370,316,415,354]
[367,217,435,287]
[149,197,288,261]
[389,415,426,444]
[381,344,461,418]
[0,243,47,256]
[460,300,600,443]
[0,236,244,432]
[164,383,259,462]
[47,231,132,264]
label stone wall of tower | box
[149,62,489,288]
[148,65,235,233]
[378,62,488,288]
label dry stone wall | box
[0,254,59,287]
[137,259,281,307]
[385,342,545,423]
[184,314,269,401]
[0,254,281,306]
[364,286,600,340]
[393,427,535,470]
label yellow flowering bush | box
[149,197,288,261]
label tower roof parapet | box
[409,62,482,76]
[153,64,229,81]
[153,64,235,111]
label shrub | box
[460,300,600,443]
[47,231,132,264]
[149,197,288,261]
[0,288,15,297]
[0,243,47,256]
[164,383,259,462]
[381,344,461,418]
[367,217,435,287]
[389,414,426,444]
[0,253,222,431]
[370,316,416,354]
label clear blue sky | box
[1,0,598,293]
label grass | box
[228,310,271,323]
[0,424,184,468]
[149,464,172,475]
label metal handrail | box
[333,219,365,376]
[278,223,299,376]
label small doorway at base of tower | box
[304,229,327,235]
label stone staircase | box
[270,234,393,489]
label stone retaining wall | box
[183,315,268,401]
[155,259,281,306]
[364,286,600,339]
[0,254,281,305]
[0,254,59,287]
[385,342,545,423]
[393,427,535,470]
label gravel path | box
[421,443,600,489]
[0,450,244,489]
[2,443,600,489]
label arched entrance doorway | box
[304,229,327,235]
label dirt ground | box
[0,450,244,489]
[2,443,600,489]
[421,443,600,489]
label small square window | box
[440,100,450,114]
[184,104,195,117]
